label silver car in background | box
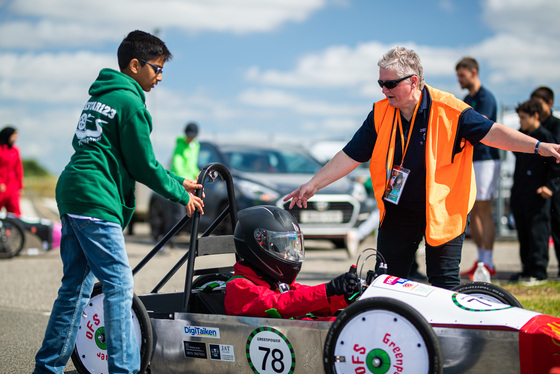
[195,141,376,254]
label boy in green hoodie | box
[34,30,204,374]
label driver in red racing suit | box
[225,205,359,320]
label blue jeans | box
[34,215,140,374]
[377,210,468,289]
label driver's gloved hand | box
[326,271,359,301]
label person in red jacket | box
[0,126,24,217]
[225,205,359,320]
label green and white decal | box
[246,327,295,374]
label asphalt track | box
[1,198,558,373]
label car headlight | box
[351,182,368,202]
[237,180,280,202]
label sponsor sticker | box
[184,325,220,339]
[382,276,432,296]
[209,343,235,362]
[184,341,207,359]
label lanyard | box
[395,96,421,168]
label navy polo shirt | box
[343,87,495,216]
[463,85,500,161]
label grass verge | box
[500,281,560,318]
[24,175,57,198]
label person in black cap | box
[153,121,202,240]
[171,122,200,180]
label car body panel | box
[141,274,560,374]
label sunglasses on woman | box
[378,74,415,89]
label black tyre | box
[452,282,522,307]
[0,218,25,259]
[324,297,442,374]
[71,283,153,374]
[148,196,166,241]
[214,202,234,235]
[330,238,345,249]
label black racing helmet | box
[234,205,305,284]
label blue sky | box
[1,0,560,174]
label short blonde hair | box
[378,46,425,90]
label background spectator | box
[0,126,24,217]
[456,57,500,279]
[530,87,560,277]
[510,99,560,284]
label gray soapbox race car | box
[70,163,560,374]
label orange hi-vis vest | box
[369,85,476,246]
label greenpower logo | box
[94,327,106,350]
[246,327,295,374]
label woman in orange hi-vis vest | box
[284,46,560,290]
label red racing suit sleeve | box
[224,263,347,319]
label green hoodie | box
[56,68,190,228]
[170,136,200,180]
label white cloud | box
[483,0,560,40]
[0,52,115,104]
[246,41,387,89]
[4,0,326,49]
[238,88,364,116]
[0,20,118,49]
[473,34,560,85]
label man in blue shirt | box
[456,57,500,279]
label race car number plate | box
[299,210,343,223]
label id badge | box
[383,166,410,205]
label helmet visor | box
[254,228,305,262]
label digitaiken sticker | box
[184,325,220,339]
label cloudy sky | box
[1,0,560,174]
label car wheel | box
[330,238,345,249]
[71,283,153,374]
[0,218,26,258]
[149,197,166,241]
[214,202,234,235]
[452,282,522,307]
[324,297,443,374]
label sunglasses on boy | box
[139,59,163,76]
[378,74,415,89]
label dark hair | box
[530,86,554,105]
[0,126,17,148]
[455,57,479,72]
[117,30,172,71]
[516,99,543,118]
[184,122,199,137]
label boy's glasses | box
[378,74,415,89]
[139,59,163,76]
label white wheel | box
[71,283,153,373]
[324,297,442,374]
